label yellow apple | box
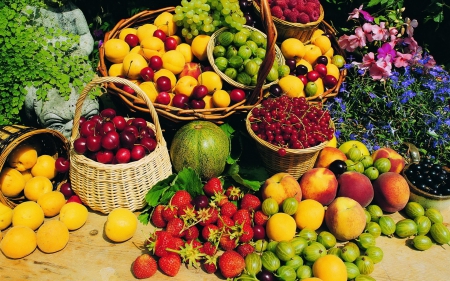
[261,172,302,205]
[174,76,198,97]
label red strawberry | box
[240,193,261,211]
[171,237,185,251]
[151,204,167,228]
[201,241,218,256]
[158,253,181,277]
[201,223,220,242]
[236,243,255,258]
[211,191,229,207]
[218,250,246,278]
[202,255,218,274]
[166,217,185,238]
[153,231,175,258]
[220,201,238,217]
[168,239,205,269]
[161,204,178,222]
[197,207,219,226]
[131,254,158,279]
[217,215,234,232]
[219,234,238,251]
[203,177,223,196]
[253,210,269,226]
[225,186,243,201]
[170,190,192,209]
[232,209,252,226]
[237,223,254,243]
[182,225,199,241]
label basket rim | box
[206,25,285,90]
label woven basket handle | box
[248,0,277,105]
[70,76,165,146]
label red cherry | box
[130,145,146,161]
[155,91,171,105]
[156,76,172,92]
[55,157,70,173]
[314,64,328,78]
[191,85,209,100]
[164,37,178,51]
[140,67,155,81]
[229,88,246,103]
[67,195,83,204]
[306,70,320,82]
[297,75,308,86]
[115,148,131,164]
[172,94,190,109]
[190,99,206,109]
[153,29,167,41]
[149,55,163,71]
[124,34,139,48]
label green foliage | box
[0,0,98,125]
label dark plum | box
[193,194,209,210]
[328,160,347,176]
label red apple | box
[149,55,163,71]
[314,63,328,77]
[191,85,209,100]
[153,29,167,41]
[55,157,70,173]
[124,33,139,48]
[229,88,246,103]
[131,145,146,161]
[306,70,320,82]
[140,67,155,81]
[164,37,178,51]
[155,91,171,105]
[115,148,131,164]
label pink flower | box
[388,27,399,42]
[338,27,366,52]
[377,42,396,62]
[360,52,376,69]
[347,5,374,22]
[369,57,392,80]
[394,52,412,68]
[402,37,420,55]
[404,18,418,37]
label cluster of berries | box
[267,0,322,24]
[131,178,268,279]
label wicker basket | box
[97,0,279,123]
[207,25,285,90]
[69,76,172,214]
[245,109,331,179]
[0,125,69,208]
[253,1,324,42]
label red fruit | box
[232,209,252,226]
[182,225,199,241]
[225,186,243,201]
[124,34,139,48]
[86,135,102,152]
[131,254,158,279]
[323,74,338,89]
[252,224,266,240]
[201,223,220,242]
[172,93,190,109]
[164,36,178,51]
[130,144,146,161]
[191,85,209,100]
[203,177,223,197]
[153,29,167,41]
[161,205,178,222]
[149,55,163,71]
[314,63,328,77]
[151,205,167,228]
[158,253,181,277]
[177,203,195,217]
[122,85,136,95]
[253,210,269,226]
[201,241,218,256]
[217,215,234,232]
[171,237,185,251]
[197,207,219,226]
[153,231,175,258]
[218,250,246,278]
[240,193,261,211]
[219,234,238,251]
[220,201,238,218]
[238,223,254,243]
[155,91,171,105]
[140,67,155,81]
[297,74,308,86]
[156,76,172,92]
[236,243,255,258]
[202,255,218,274]
[115,148,131,164]
[307,70,320,82]
[229,88,246,103]
[211,191,229,207]
[171,190,192,209]
[55,157,70,173]
[166,217,185,238]
[67,195,82,204]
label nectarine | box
[372,172,410,213]
[337,171,374,207]
[314,147,347,169]
[325,197,367,241]
[260,173,302,206]
[299,168,338,206]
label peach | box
[261,173,302,206]
[299,168,338,206]
[372,172,410,213]
[179,62,202,80]
[325,197,367,241]
[371,147,405,174]
[337,171,374,207]
[314,147,347,169]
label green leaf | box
[143,173,177,207]
[226,162,266,191]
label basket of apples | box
[69,76,172,214]
[97,0,279,123]
[246,95,334,179]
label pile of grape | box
[404,158,450,195]
[173,0,250,40]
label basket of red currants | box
[69,76,173,214]
[246,95,334,179]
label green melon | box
[170,121,230,179]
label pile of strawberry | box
[131,178,268,279]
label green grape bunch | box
[173,0,247,40]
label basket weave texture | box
[246,110,331,179]
[69,76,172,214]
[97,0,279,123]
[0,125,69,208]
[253,1,325,42]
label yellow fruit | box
[295,59,313,72]
[140,36,165,59]
[170,35,183,45]
[302,44,322,65]
[12,201,44,230]
[122,53,148,80]
[312,255,347,281]
[281,38,305,59]
[108,63,125,77]
[326,134,337,148]
[119,27,137,40]
[191,34,210,61]
[136,24,158,42]
[104,38,130,64]
[311,77,325,97]
[24,176,53,202]
[7,144,38,171]
[266,213,296,242]
[324,47,334,59]
[302,279,323,281]
[162,50,186,74]
[31,154,57,180]
[59,202,88,231]
[278,75,305,98]
[139,82,159,102]
[212,89,231,108]
[20,169,33,183]
[294,199,325,230]
[198,71,223,93]
[202,95,214,113]
[0,203,13,230]
[174,75,199,97]
[36,220,69,253]
[310,29,325,43]
[104,207,138,242]
[153,12,178,36]
[129,45,141,54]
[339,140,370,156]
[326,63,340,80]
[37,191,66,217]
[0,167,26,197]
[0,225,37,259]
[313,35,332,55]
[153,68,177,89]
[176,43,194,62]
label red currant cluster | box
[248,96,334,150]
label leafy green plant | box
[0,0,99,125]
